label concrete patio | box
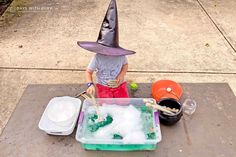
[0,0,236,139]
[0,83,235,156]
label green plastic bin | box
[75,98,162,151]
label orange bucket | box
[152,80,183,102]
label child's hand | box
[116,74,125,85]
[116,63,128,85]
[87,85,96,96]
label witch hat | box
[77,0,136,56]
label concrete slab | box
[198,0,236,52]
[0,0,236,73]
[0,69,86,135]
[0,1,236,155]
[1,69,236,135]
[0,83,235,157]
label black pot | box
[158,98,183,126]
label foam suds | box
[87,104,146,144]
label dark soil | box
[0,0,12,16]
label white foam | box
[87,104,146,144]
[47,100,76,122]
[123,131,146,144]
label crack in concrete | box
[196,0,236,54]
[0,66,236,75]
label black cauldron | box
[158,98,183,125]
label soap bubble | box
[91,104,146,144]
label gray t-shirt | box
[87,54,128,86]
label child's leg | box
[96,84,113,98]
[113,82,130,98]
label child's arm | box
[85,69,96,95]
[116,63,128,85]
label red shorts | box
[96,82,129,98]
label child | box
[77,0,136,98]
[85,54,128,98]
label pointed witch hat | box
[77,0,136,56]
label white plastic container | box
[47,97,77,127]
[38,96,81,135]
